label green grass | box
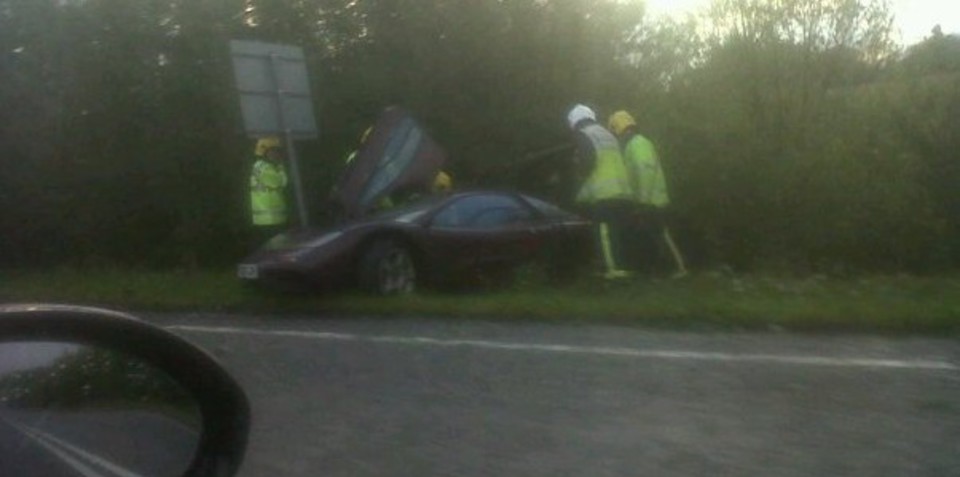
[2,268,959,334]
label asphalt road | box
[159,314,960,477]
[0,412,82,477]
[0,408,198,477]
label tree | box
[886,31,960,266]
[654,0,949,271]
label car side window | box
[431,195,533,229]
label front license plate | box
[237,264,259,280]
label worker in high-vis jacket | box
[567,104,635,280]
[608,110,688,278]
[249,136,289,244]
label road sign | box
[230,40,317,138]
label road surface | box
[0,408,198,477]
[158,314,960,477]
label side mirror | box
[0,305,249,477]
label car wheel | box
[359,239,417,295]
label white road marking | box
[26,427,146,477]
[16,429,108,477]
[2,415,146,477]
[167,325,958,371]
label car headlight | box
[278,248,311,262]
[278,232,343,262]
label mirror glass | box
[0,341,201,477]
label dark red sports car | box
[238,191,592,294]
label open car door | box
[333,107,447,220]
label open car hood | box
[332,107,446,219]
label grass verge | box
[2,268,959,334]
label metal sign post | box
[229,40,318,228]
[265,52,309,228]
[282,130,309,227]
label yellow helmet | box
[255,136,282,156]
[432,171,452,193]
[607,111,637,136]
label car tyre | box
[359,239,417,295]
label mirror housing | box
[0,304,250,477]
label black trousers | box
[249,224,286,251]
[584,200,634,273]
[622,205,668,273]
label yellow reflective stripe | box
[599,222,617,272]
[663,227,688,275]
[251,205,285,215]
[252,185,285,193]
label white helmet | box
[566,104,596,130]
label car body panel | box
[331,107,447,220]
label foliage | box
[0,0,957,273]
